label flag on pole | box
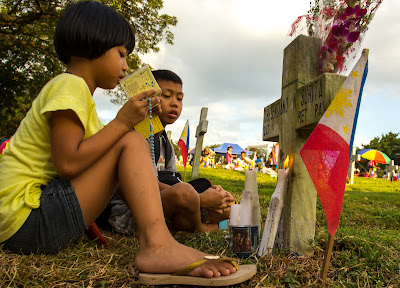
[178,120,190,167]
[300,49,369,236]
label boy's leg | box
[208,209,231,224]
[70,131,235,277]
[161,182,218,232]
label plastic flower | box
[289,0,382,74]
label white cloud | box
[95,0,399,150]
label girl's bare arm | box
[51,89,159,179]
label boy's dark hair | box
[55,1,135,64]
[152,70,183,86]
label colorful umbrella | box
[357,149,391,164]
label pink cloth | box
[226,151,232,164]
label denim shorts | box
[2,177,87,254]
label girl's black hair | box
[152,70,183,87]
[55,1,135,64]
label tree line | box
[360,132,400,168]
[170,132,400,167]
[0,0,177,137]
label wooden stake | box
[320,232,335,285]
[183,166,187,182]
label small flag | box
[178,120,190,167]
[300,50,369,236]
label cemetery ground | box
[1,167,399,287]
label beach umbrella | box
[357,149,391,164]
[0,139,10,154]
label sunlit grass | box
[1,167,399,287]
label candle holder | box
[231,225,259,258]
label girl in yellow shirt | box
[0,1,244,284]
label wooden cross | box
[263,35,346,255]
[347,146,361,185]
[191,107,208,178]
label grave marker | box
[347,146,361,185]
[263,35,346,255]
[387,160,398,181]
[191,107,208,178]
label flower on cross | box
[289,0,382,74]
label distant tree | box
[0,0,177,137]
[362,132,400,165]
[251,148,268,160]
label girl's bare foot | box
[135,238,237,277]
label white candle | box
[239,190,252,226]
[244,168,257,192]
[229,204,241,226]
[245,168,261,233]
[258,168,289,257]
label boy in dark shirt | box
[108,70,234,234]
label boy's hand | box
[215,186,235,213]
[116,89,159,129]
[199,186,235,214]
[224,191,235,206]
[199,187,226,210]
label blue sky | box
[94,0,399,151]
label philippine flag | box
[300,49,369,236]
[178,120,190,167]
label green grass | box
[1,167,399,287]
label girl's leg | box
[70,131,235,277]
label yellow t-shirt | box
[0,73,102,242]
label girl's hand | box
[152,96,162,116]
[116,89,160,129]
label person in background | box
[226,145,234,170]
[200,147,211,168]
[272,142,279,171]
[240,150,257,168]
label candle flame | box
[284,155,289,169]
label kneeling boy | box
[107,70,234,234]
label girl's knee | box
[119,131,150,151]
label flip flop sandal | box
[138,255,257,286]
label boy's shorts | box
[2,177,87,254]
